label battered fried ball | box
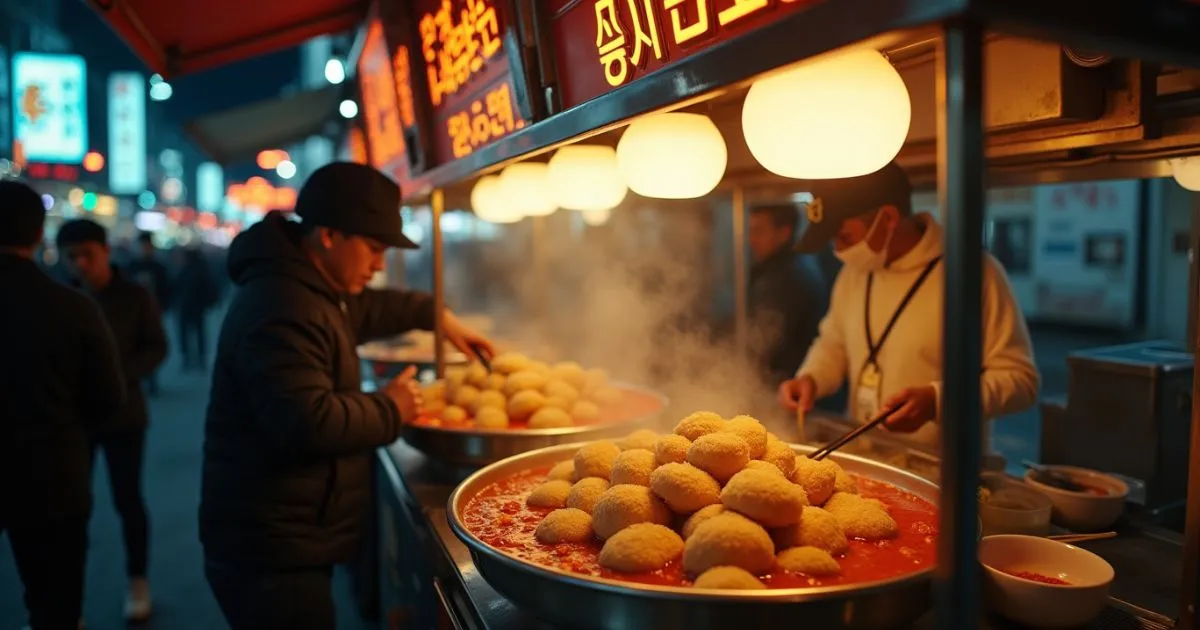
[484,373,507,392]
[444,370,465,401]
[506,390,546,423]
[464,362,489,387]
[583,368,610,392]
[547,460,576,482]
[687,433,751,483]
[722,415,768,459]
[527,479,572,508]
[681,504,727,540]
[654,434,692,465]
[471,389,507,415]
[617,429,659,452]
[543,380,580,406]
[453,385,481,411]
[591,386,622,405]
[598,523,684,573]
[543,397,572,411]
[591,484,672,539]
[674,411,726,442]
[829,460,859,494]
[760,436,797,479]
[491,352,531,375]
[474,407,510,429]
[535,508,594,544]
[777,546,841,576]
[650,462,721,514]
[771,506,849,555]
[505,370,550,397]
[692,566,765,590]
[570,400,601,423]
[566,477,611,513]
[574,440,622,480]
[442,405,468,423]
[743,460,786,477]
[610,449,657,487]
[721,469,808,528]
[529,407,573,429]
[682,512,775,576]
[551,361,587,389]
[791,456,837,506]
[823,493,898,540]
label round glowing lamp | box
[498,162,557,217]
[547,145,627,211]
[470,175,521,224]
[742,47,911,180]
[616,112,727,199]
[1170,157,1200,192]
[581,208,611,226]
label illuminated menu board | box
[357,17,411,183]
[550,0,821,109]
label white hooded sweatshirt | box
[797,213,1040,445]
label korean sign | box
[358,17,411,183]
[12,53,88,164]
[108,72,148,194]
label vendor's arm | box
[352,288,436,341]
[795,273,849,398]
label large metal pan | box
[401,383,667,468]
[448,442,938,630]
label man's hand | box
[778,375,816,412]
[382,366,423,423]
[442,310,495,363]
[881,385,938,433]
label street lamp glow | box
[324,59,346,85]
[149,81,173,101]
[275,160,297,180]
[339,99,358,119]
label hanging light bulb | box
[742,47,911,180]
[581,208,611,226]
[616,112,727,199]
[470,175,521,224]
[547,144,627,211]
[1170,157,1200,192]
[498,162,557,217]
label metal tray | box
[400,383,667,468]
[447,442,938,630]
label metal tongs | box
[808,405,901,461]
[467,342,493,372]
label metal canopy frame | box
[414,1,1200,628]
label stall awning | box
[185,86,342,165]
[85,0,365,77]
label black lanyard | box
[864,256,943,368]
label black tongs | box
[808,405,901,461]
[467,342,493,372]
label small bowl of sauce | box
[980,534,1114,628]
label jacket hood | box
[886,212,945,273]
[227,211,336,301]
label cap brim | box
[375,232,420,250]
[793,221,838,253]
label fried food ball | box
[610,449,657,487]
[528,361,552,375]
[777,546,841,576]
[828,460,859,494]
[527,479,572,509]
[598,523,684,573]
[551,361,587,389]
[444,371,464,402]
[535,508,594,544]
[543,396,572,411]
[547,460,576,482]
[452,385,480,411]
[823,492,898,540]
[744,460,786,477]
[649,462,721,514]
[674,411,726,441]
[721,469,808,528]
[592,484,672,539]
[470,389,507,415]
[574,440,622,480]
[543,380,580,406]
[567,477,611,513]
[475,407,510,429]
[529,407,573,429]
[583,368,609,392]
[492,352,530,375]
[771,507,848,555]
[687,433,751,483]
[570,400,601,423]
[442,405,468,423]
[791,456,837,506]
[723,415,768,459]
[464,362,489,387]
[681,504,727,540]
[505,370,550,397]
[682,512,775,576]
[692,566,765,590]
[506,390,546,423]
[591,386,622,405]
[761,435,797,479]
[617,429,659,452]
[484,373,507,392]
[655,434,692,465]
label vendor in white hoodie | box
[777,162,1039,444]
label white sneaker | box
[124,577,152,622]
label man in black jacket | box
[0,180,126,629]
[56,218,169,623]
[126,231,172,394]
[201,162,493,628]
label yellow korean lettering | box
[665,0,711,45]
[470,0,503,60]
[448,111,473,158]
[717,0,768,26]
[594,0,629,86]
[626,0,663,66]
[486,83,516,134]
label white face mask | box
[834,212,894,272]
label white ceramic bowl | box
[1024,466,1128,531]
[980,535,1114,628]
[980,473,1053,537]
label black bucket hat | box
[294,162,417,249]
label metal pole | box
[1180,189,1200,630]
[935,20,986,630]
[432,190,446,379]
[732,186,748,360]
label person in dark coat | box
[200,162,494,629]
[56,219,169,623]
[126,232,172,394]
[0,180,126,630]
[174,246,220,372]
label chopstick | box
[1047,532,1117,544]
[808,405,900,461]
[468,342,493,372]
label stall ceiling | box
[185,86,344,165]
[85,0,366,77]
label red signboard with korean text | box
[549,0,821,110]
[413,0,527,165]
[357,16,412,184]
